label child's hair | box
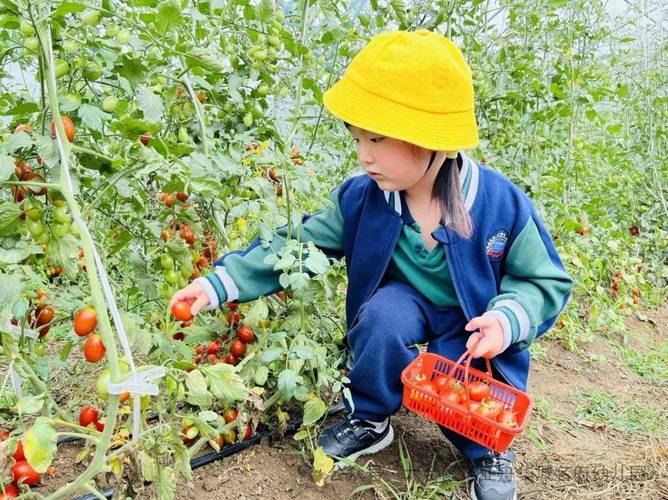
[344,122,473,239]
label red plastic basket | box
[401,349,533,453]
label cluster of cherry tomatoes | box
[415,375,518,429]
[10,289,54,339]
[0,430,55,496]
[72,306,106,363]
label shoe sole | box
[333,424,395,470]
[470,481,517,500]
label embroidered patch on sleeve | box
[486,229,509,259]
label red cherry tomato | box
[95,420,105,432]
[224,354,238,366]
[223,408,238,424]
[207,341,220,355]
[230,339,246,358]
[12,440,24,461]
[79,406,99,427]
[171,301,193,321]
[50,116,75,142]
[467,381,491,402]
[12,460,40,485]
[83,334,106,362]
[74,307,97,337]
[227,310,240,325]
[237,325,255,344]
[0,482,19,498]
[496,408,518,428]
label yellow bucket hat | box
[323,29,479,153]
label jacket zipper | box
[442,230,516,388]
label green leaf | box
[185,370,214,407]
[259,347,282,364]
[53,1,86,15]
[118,55,147,85]
[156,465,176,500]
[187,48,227,73]
[155,0,182,33]
[16,395,45,416]
[244,298,268,329]
[203,364,248,402]
[312,446,334,487]
[4,102,40,115]
[24,417,57,473]
[277,369,301,399]
[304,244,330,274]
[136,85,164,123]
[2,132,32,154]
[253,365,269,385]
[78,104,111,131]
[0,240,43,265]
[293,345,314,360]
[302,397,326,426]
[138,450,158,482]
[110,117,162,138]
[0,154,14,182]
[256,0,274,22]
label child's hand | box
[464,316,505,359]
[169,283,210,316]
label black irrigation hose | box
[73,402,346,500]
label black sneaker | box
[318,414,394,467]
[470,449,517,500]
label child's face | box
[347,125,434,192]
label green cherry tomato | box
[243,112,253,128]
[62,39,78,53]
[38,231,50,245]
[105,23,119,38]
[26,219,45,237]
[116,29,131,44]
[180,264,192,279]
[102,96,118,112]
[52,222,69,238]
[25,200,43,220]
[34,341,47,356]
[96,362,130,400]
[69,221,80,235]
[84,62,102,81]
[160,253,174,270]
[82,10,100,27]
[178,126,189,143]
[268,36,281,49]
[53,205,71,224]
[257,84,269,97]
[54,58,69,79]
[20,21,35,37]
[164,269,179,285]
[25,37,39,52]
[178,275,188,288]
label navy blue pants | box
[343,280,516,461]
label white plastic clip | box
[107,367,166,397]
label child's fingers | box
[169,284,200,308]
[466,331,483,351]
[189,294,210,316]
[469,335,493,359]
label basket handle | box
[449,338,493,405]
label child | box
[170,29,573,500]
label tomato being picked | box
[171,301,193,321]
[0,482,19,498]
